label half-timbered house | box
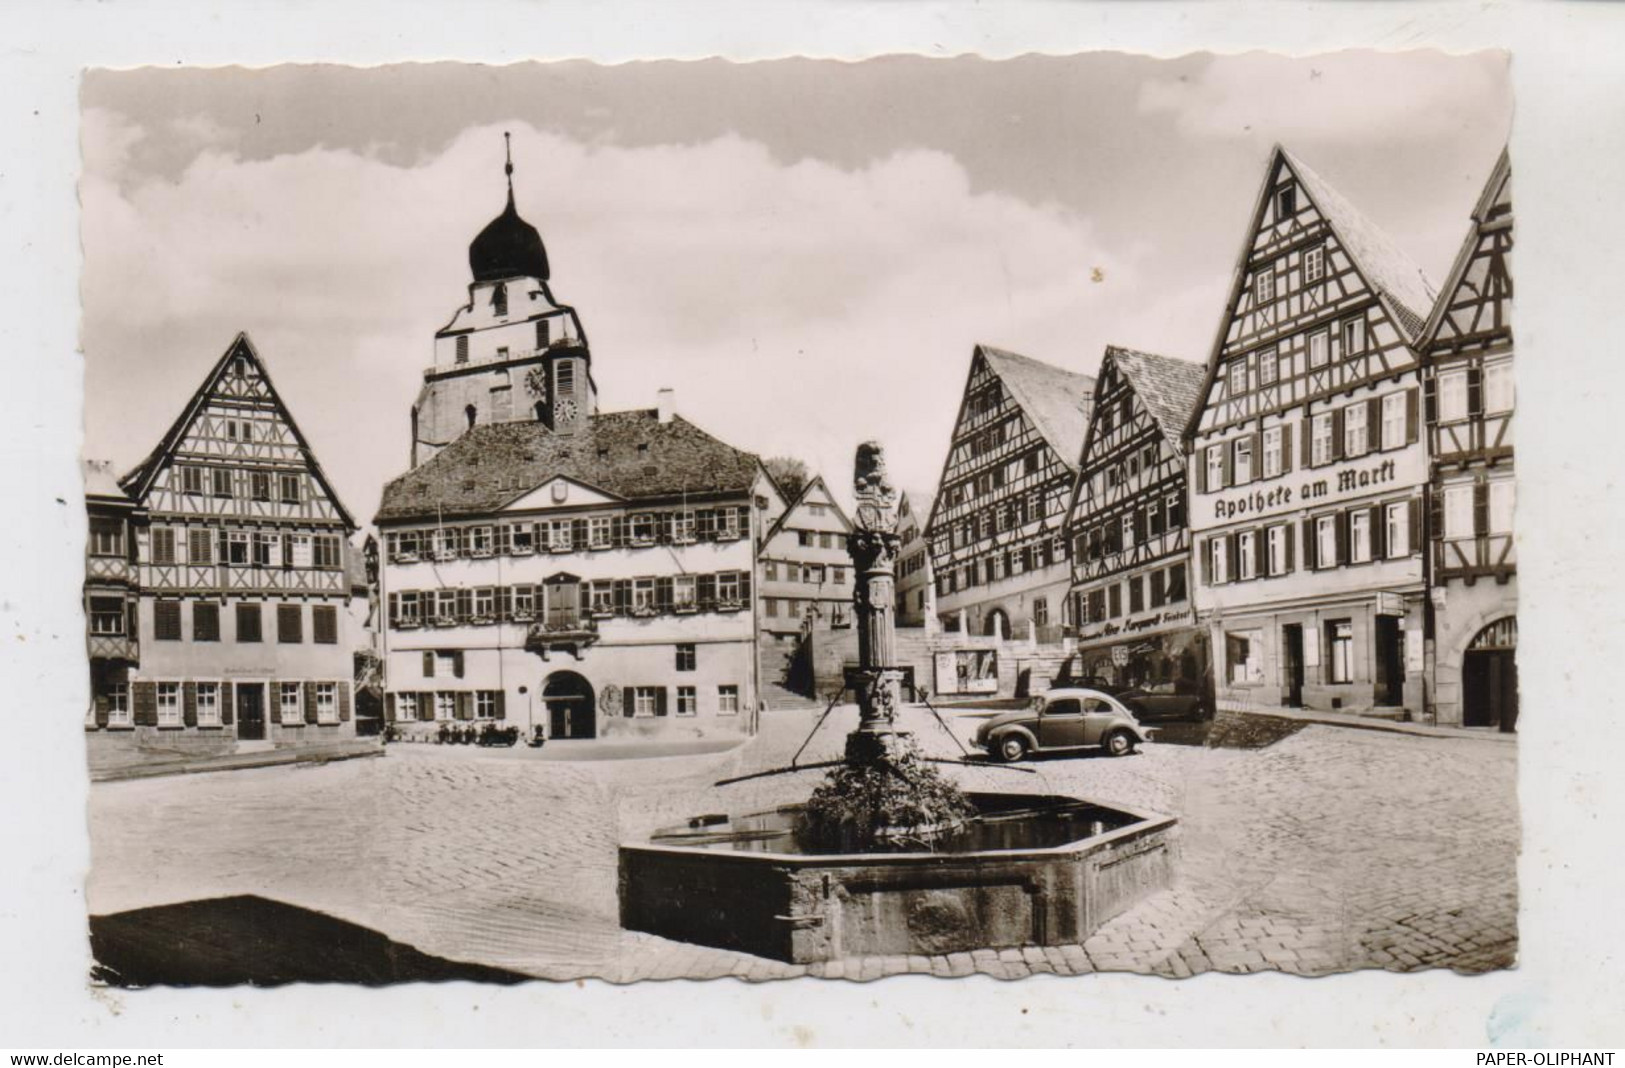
[1184,147,1437,716]
[1064,346,1209,693]
[927,345,1094,642]
[84,334,364,769]
[1422,150,1516,731]
[83,460,143,738]
[758,474,854,638]
[895,490,935,627]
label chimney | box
[657,388,675,424]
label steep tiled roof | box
[1285,149,1439,340]
[1106,346,1207,446]
[375,410,762,523]
[978,345,1095,471]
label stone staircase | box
[758,635,821,710]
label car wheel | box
[997,734,1029,763]
[1104,729,1136,757]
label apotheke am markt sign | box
[1191,446,1425,532]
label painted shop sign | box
[1078,607,1195,643]
[1192,446,1425,532]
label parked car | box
[1116,679,1211,722]
[973,687,1152,762]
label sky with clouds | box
[80,53,1511,519]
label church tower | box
[411,133,597,468]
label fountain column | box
[846,442,907,757]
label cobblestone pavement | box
[88,703,1517,983]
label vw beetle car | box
[973,687,1152,762]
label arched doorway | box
[543,671,596,739]
[983,609,1010,639]
[1463,617,1517,733]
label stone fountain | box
[617,442,1176,964]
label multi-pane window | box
[196,682,220,726]
[1327,621,1354,684]
[1485,362,1514,413]
[181,466,205,496]
[250,471,272,502]
[277,604,303,643]
[475,691,497,720]
[473,587,496,620]
[236,603,263,642]
[717,685,740,715]
[1385,502,1409,559]
[1237,531,1257,580]
[632,578,656,612]
[226,531,250,565]
[633,687,661,717]
[283,534,311,568]
[469,526,493,557]
[436,589,457,623]
[313,535,342,569]
[1444,486,1475,539]
[1381,392,1407,450]
[1258,348,1278,386]
[280,682,302,724]
[157,683,182,726]
[1439,370,1468,422]
[676,687,698,717]
[1233,436,1254,483]
[1226,630,1263,686]
[675,643,696,672]
[316,683,338,724]
[1267,525,1288,576]
[280,474,301,503]
[1490,480,1515,534]
[193,601,220,642]
[89,597,126,636]
[1316,516,1338,568]
[433,692,455,720]
[107,683,130,727]
[1303,243,1324,284]
[89,518,125,557]
[673,575,696,611]
[1209,537,1228,585]
[1308,328,1329,369]
[253,532,278,568]
[212,468,234,499]
[1343,402,1369,457]
[1120,514,1135,551]
[1032,598,1048,627]
[1262,426,1283,478]
[511,524,537,554]
[313,605,338,645]
[717,572,742,605]
[154,600,182,641]
[1206,446,1224,490]
[1227,358,1249,397]
[1341,316,1366,355]
[1311,413,1334,466]
[1255,265,1276,303]
[1350,510,1372,564]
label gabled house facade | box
[1422,150,1517,731]
[84,334,364,769]
[1064,346,1209,690]
[895,490,935,627]
[927,345,1094,642]
[757,474,854,637]
[1184,147,1437,716]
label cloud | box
[81,115,1129,515]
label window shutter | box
[1424,375,1438,425]
[339,683,352,723]
[1200,538,1213,585]
[221,682,234,725]
[456,589,473,622]
[1301,416,1313,469]
[1370,505,1387,560]
[94,688,110,727]
[737,569,751,598]
[1406,388,1420,444]
[1410,497,1424,555]
[1254,528,1268,577]
[388,593,400,626]
[133,682,157,726]
[1473,480,1490,537]
[1133,508,1146,544]
[182,681,197,727]
[1335,510,1350,566]
[423,651,435,678]
[453,651,466,678]
[623,687,635,718]
[1284,525,1296,573]
[611,515,626,547]
[1251,431,1264,481]
[1467,366,1484,417]
[1302,519,1317,571]
[306,681,320,724]
[1366,399,1382,454]
[456,692,471,721]
[1220,443,1234,488]
[656,687,669,717]
[1198,451,1210,494]
[1225,534,1239,582]
[493,690,506,721]
[1280,422,1294,474]
[1330,408,1345,461]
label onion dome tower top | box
[468,132,550,283]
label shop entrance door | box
[1281,624,1304,708]
[1463,617,1518,732]
[1375,616,1405,706]
[236,683,266,741]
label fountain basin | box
[618,792,1177,964]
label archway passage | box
[1463,616,1518,733]
[983,609,1010,639]
[543,671,596,739]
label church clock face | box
[524,366,549,403]
[555,398,579,423]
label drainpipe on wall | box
[1421,482,1438,725]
